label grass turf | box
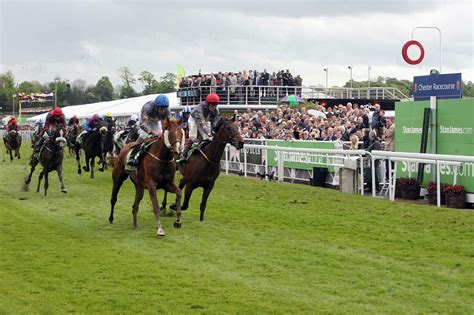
[0,144,473,313]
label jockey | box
[76,113,102,145]
[4,116,20,141]
[103,112,114,126]
[179,105,192,133]
[126,94,170,168]
[32,107,66,153]
[177,93,221,163]
[116,114,139,142]
[34,118,44,133]
[68,115,80,127]
[126,113,139,129]
[7,116,20,132]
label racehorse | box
[109,118,185,236]
[3,130,22,162]
[113,125,139,155]
[169,118,244,221]
[66,124,82,156]
[103,119,116,159]
[74,126,107,178]
[24,127,67,196]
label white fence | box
[219,141,473,207]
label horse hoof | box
[157,228,166,236]
[78,169,82,174]
[99,169,104,172]
[109,218,114,224]
[170,204,178,211]
[173,222,182,229]
[61,189,67,193]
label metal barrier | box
[221,140,367,195]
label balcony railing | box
[177,85,411,106]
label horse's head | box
[162,118,185,156]
[99,126,108,135]
[214,117,244,149]
[8,130,18,138]
[49,128,67,149]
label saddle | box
[125,136,160,172]
[183,140,211,161]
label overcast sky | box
[0,0,472,91]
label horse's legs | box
[9,147,13,162]
[181,183,194,211]
[160,191,168,212]
[199,183,215,221]
[90,157,95,179]
[57,164,67,193]
[166,183,182,229]
[75,146,82,175]
[147,184,165,236]
[44,170,49,196]
[109,170,129,224]
[132,185,145,229]
[36,170,44,193]
[16,148,20,159]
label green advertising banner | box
[266,140,336,171]
[395,99,474,192]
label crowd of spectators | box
[234,102,393,150]
[179,69,304,98]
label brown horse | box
[174,118,244,221]
[109,118,185,236]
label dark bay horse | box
[109,118,185,236]
[174,118,244,221]
[3,130,22,162]
[24,128,67,196]
[74,126,107,178]
[103,119,116,159]
[67,124,82,155]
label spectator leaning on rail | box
[177,93,221,164]
[126,94,170,168]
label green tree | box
[463,81,473,97]
[95,76,114,101]
[18,81,43,94]
[138,71,158,95]
[0,71,17,114]
[118,67,137,98]
[154,72,177,93]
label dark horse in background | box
[74,125,107,178]
[113,125,139,155]
[3,130,22,162]
[168,118,244,221]
[103,118,116,160]
[109,118,185,236]
[24,127,67,196]
[67,124,82,156]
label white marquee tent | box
[26,92,179,122]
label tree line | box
[0,68,473,115]
[0,67,177,114]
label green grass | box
[0,145,473,314]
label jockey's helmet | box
[182,106,192,113]
[154,95,169,108]
[105,112,113,118]
[73,115,78,119]
[52,107,64,117]
[92,113,100,121]
[205,93,220,105]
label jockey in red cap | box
[32,107,67,156]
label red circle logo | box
[402,40,425,65]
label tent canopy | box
[27,92,178,122]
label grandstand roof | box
[26,92,178,122]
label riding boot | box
[125,141,143,171]
[177,139,194,164]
